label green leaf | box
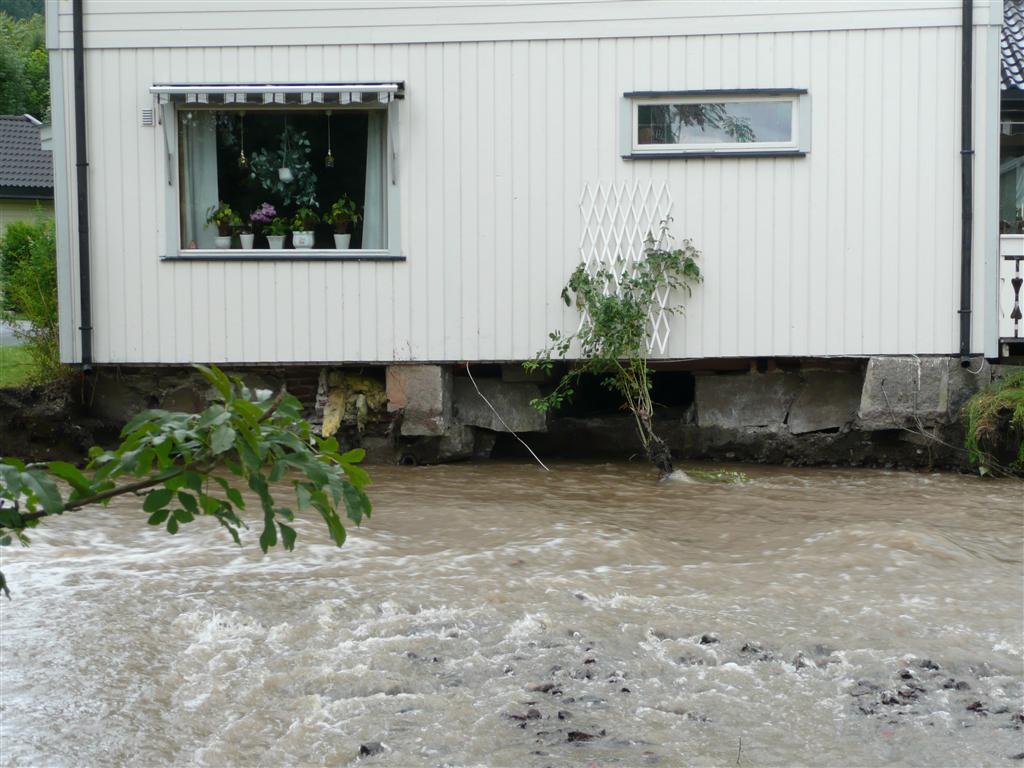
[341,483,372,525]
[295,484,312,511]
[339,448,365,464]
[147,509,170,525]
[166,515,180,534]
[341,462,371,489]
[133,448,156,477]
[183,471,203,494]
[196,364,232,400]
[278,522,297,551]
[177,492,199,515]
[143,488,174,512]
[211,424,236,455]
[259,521,277,552]
[215,477,246,510]
[46,461,92,494]
[174,508,195,524]
[21,472,64,516]
[0,507,24,529]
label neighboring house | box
[0,114,54,238]
[1000,0,1024,349]
[42,1,1014,366]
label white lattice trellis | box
[578,181,675,354]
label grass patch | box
[0,343,34,388]
[963,370,1024,475]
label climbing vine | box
[526,219,702,475]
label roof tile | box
[0,115,53,192]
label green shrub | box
[1,217,50,311]
[963,371,1024,474]
[1,217,64,383]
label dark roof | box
[0,115,53,197]
[1003,0,1024,91]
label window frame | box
[159,100,402,262]
[620,88,811,160]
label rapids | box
[1,462,1022,767]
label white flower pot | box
[333,233,352,249]
[266,235,286,249]
[214,235,231,249]
[292,230,315,249]
[239,233,255,249]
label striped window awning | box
[150,82,403,105]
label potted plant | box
[205,201,238,249]
[291,207,319,250]
[249,202,276,248]
[237,221,254,250]
[323,194,362,249]
[266,216,289,249]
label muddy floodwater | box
[1,462,1022,767]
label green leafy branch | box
[0,365,371,597]
[525,219,702,475]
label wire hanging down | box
[464,364,550,472]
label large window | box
[178,107,386,252]
[622,90,809,158]
[153,83,401,258]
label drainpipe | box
[959,0,974,365]
[72,0,93,369]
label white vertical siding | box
[54,18,999,364]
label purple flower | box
[250,202,277,224]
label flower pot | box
[239,233,255,249]
[333,233,352,249]
[266,235,286,249]
[292,230,314,249]
[214,236,231,249]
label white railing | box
[1000,235,1024,344]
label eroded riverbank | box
[1,462,1022,766]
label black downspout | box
[959,0,974,365]
[72,0,92,370]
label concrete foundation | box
[0,356,1009,472]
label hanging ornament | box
[278,114,294,182]
[324,110,335,168]
[237,111,248,168]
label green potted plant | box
[266,216,289,249]
[205,201,238,249]
[291,207,319,250]
[323,194,362,249]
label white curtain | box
[362,111,386,249]
[180,112,220,249]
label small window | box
[622,90,809,158]
[177,106,388,252]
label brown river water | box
[1,462,1022,767]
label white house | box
[44,0,1018,368]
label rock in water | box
[359,742,384,757]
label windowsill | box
[163,249,405,262]
[623,149,807,160]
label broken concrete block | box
[318,370,388,437]
[453,378,547,433]
[695,372,801,429]
[857,356,990,430]
[386,364,452,436]
[788,369,863,434]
